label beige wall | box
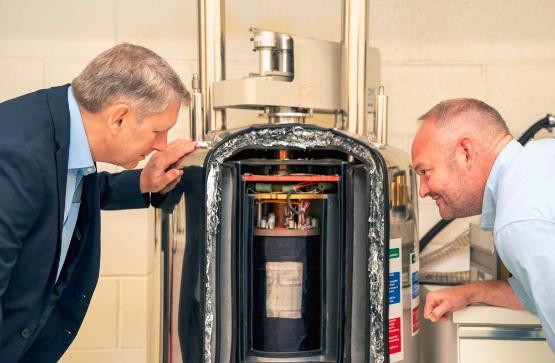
[1,0,555,362]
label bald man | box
[412,98,555,352]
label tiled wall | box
[0,0,197,361]
[1,0,555,361]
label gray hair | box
[419,98,510,136]
[72,43,190,120]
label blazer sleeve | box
[0,146,44,345]
[97,169,150,210]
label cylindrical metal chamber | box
[158,124,418,363]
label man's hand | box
[424,280,525,323]
[424,284,473,322]
[140,139,197,194]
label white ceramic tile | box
[100,208,154,276]
[169,62,195,138]
[69,278,119,349]
[147,262,162,362]
[387,133,409,154]
[45,60,89,88]
[486,63,555,135]
[0,0,116,58]
[61,349,146,363]
[409,0,555,61]
[0,58,44,102]
[260,0,341,42]
[225,0,263,62]
[120,278,148,348]
[382,64,485,137]
[369,0,409,61]
[116,0,197,61]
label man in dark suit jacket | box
[0,43,196,362]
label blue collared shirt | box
[58,87,96,280]
[481,139,555,352]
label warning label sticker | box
[389,238,404,362]
[410,252,420,336]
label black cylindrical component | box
[252,235,321,352]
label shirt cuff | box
[509,276,537,315]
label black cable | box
[419,218,452,252]
[517,115,554,145]
[287,191,300,215]
[418,114,555,253]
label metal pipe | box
[342,0,368,136]
[375,85,388,145]
[190,74,205,141]
[277,34,293,75]
[198,0,226,133]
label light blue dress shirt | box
[481,139,555,352]
[57,87,96,280]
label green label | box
[389,248,400,259]
[412,254,417,263]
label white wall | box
[1,0,555,361]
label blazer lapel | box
[47,85,71,259]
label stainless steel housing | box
[159,123,418,363]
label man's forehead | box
[412,122,440,163]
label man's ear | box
[106,103,131,136]
[456,137,474,169]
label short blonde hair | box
[72,43,190,120]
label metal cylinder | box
[190,74,205,141]
[277,34,293,75]
[198,0,226,133]
[375,85,388,145]
[342,0,369,136]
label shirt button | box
[20,328,31,339]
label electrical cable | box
[517,114,555,145]
[419,219,452,253]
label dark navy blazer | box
[0,85,150,362]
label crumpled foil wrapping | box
[203,125,386,363]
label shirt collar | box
[481,139,522,230]
[67,86,96,176]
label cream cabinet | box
[420,285,555,363]
[454,306,555,363]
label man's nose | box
[419,178,430,198]
[152,133,168,151]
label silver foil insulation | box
[203,125,387,363]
